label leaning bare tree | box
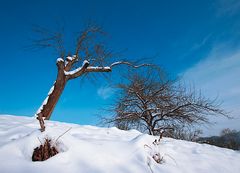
[33,25,150,132]
[103,69,228,136]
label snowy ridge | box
[0,115,239,173]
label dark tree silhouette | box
[103,69,228,135]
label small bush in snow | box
[32,138,58,161]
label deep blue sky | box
[0,0,240,134]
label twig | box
[37,137,43,145]
[55,127,72,143]
[147,160,154,173]
[144,144,152,150]
[164,154,178,166]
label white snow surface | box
[0,115,239,173]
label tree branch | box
[85,66,111,72]
[64,55,78,71]
[110,61,152,68]
[56,58,65,70]
[65,60,89,79]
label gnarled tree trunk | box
[36,56,112,131]
[34,26,151,132]
[39,64,67,120]
[36,59,67,131]
[35,54,148,132]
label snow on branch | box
[85,66,111,72]
[64,59,153,79]
[85,61,152,73]
[66,56,74,61]
[56,58,64,63]
[35,83,55,118]
[110,61,152,68]
[65,60,89,79]
[64,55,78,71]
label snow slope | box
[0,115,239,173]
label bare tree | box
[103,69,228,136]
[33,24,151,132]
[162,125,203,141]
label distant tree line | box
[197,128,240,150]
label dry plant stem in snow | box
[144,138,164,164]
[32,138,58,161]
[32,127,71,161]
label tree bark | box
[36,60,67,123]
[41,75,67,120]
[35,57,150,132]
[35,58,90,131]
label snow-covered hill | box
[0,115,239,173]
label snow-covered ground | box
[0,115,239,173]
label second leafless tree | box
[102,69,228,136]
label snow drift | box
[0,115,239,173]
